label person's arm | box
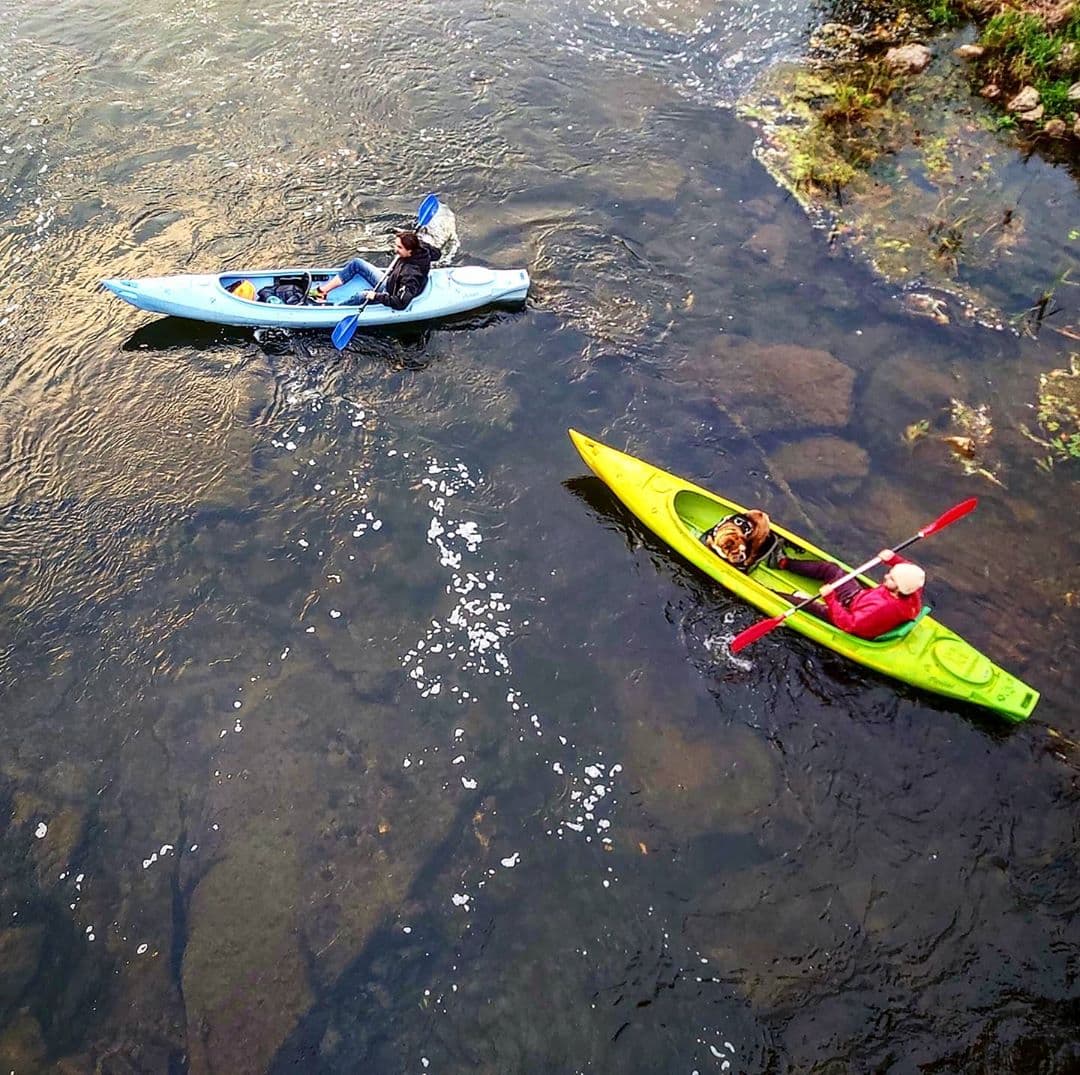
[366,282,420,310]
[369,267,425,311]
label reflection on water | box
[0,0,1078,1071]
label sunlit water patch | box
[549,0,816,107]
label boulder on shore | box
[1007,85,1040,113]
[885,43,932,73]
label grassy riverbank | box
[911,0,1080,135]
[737,3,1080,336]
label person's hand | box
[818,582,835,597]
[364,290,376,302]
[878,548,895,563]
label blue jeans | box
[339,258,383,288]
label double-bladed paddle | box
[331,193,441,351]
[729,497,978,654]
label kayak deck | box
[569,429,1039,722]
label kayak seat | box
[871,604,932,643]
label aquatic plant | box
[1013,266,1074,336]
[821,82,880,125]
[1026,352,1080,470]
[983,10,1062,74]
[903,418,931,444]
[790,143,860,197]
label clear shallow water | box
[0,0,1078,1072]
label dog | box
[702,509,772,570]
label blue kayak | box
[101,264,530,329]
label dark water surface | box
[1,0,1078,1071]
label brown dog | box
[703,509,772,569]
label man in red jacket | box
[771,549,925,640]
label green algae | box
[1027,352,1080,469]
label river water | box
[1,0,1078,1071]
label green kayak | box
[569,429,1038,722]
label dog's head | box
[704,521,750,565]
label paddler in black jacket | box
[315,230,441,310]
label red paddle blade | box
[920,497,977,537]
[730,613,786,654]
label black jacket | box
[370,241,441,311]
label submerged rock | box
[743,223,791,267]
[11,793,84,889]
[865,350,964,416]
[181,825,314,1075]
[623,717,782,837]
[0,925,44,1008]
[768,435,870,486]
[708,337,855,432]
[0,1011,46,1071]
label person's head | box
[394,230,421,258]
[884,562,925,596]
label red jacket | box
[822,554,923,639]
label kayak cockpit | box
[671,488,930,646]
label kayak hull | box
[569,429,1039,722]
[101,264,530,329]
